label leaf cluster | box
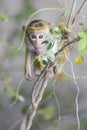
[78,24,87,55]
[41,26,62,63]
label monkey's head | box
[23,20,50,53]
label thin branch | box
[57,37,79,53]
[64,51,80,130]
[71,0,87,26]
[67,0,76,27]
[67,0,87,29]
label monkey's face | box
[29,31,47,53]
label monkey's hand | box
[24,69,33,81]
[25,75,33,81]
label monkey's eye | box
[30,34,36,39]
[39,34,44,39]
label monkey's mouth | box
[36,47,42,52]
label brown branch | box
[57,37,79,53]
[20,61,53,130]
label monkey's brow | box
[28,31,46,34]
[29,21,45,27]
[29,20,42,24]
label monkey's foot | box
[25,75,34,81]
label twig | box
[71,0,87,26]
[64,50,80,130]
[67,0,87,29]
[67,0,76,28]
[57,36,79,53]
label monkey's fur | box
[23,20,70,80]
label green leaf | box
[78,38,87,51]
[61,9,67,16]
[5,86,15,97]
[74,55,84,64]
[42,40,49,44]
[60,6,67,17]
[46,42,54,50]
[79,23,84,26]
[42,60,48,65]
[0,11,8,21]
[50,27,60,34]
[54,27,60,33]
[38,105,55,120]
[22,104,29,115]
[80,47,87,55]
[78,31,87,39]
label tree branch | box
[20,61,54,130]
[57,36,79,53]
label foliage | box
[38,105,55,120]
[5,86,25,104]
[41,26,62,63]
[74,54,84,64]
[22,104,29,115]
[78,24,87,55]
[60,5,68,17]
[0,11,8,21]
[74,24,87,65]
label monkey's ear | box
[22,25,26,32]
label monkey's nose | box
[35,41,41,47]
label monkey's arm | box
[55,36,70,75]
[24,46,33,80]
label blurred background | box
[0,0,87,130]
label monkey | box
[22,20,70,81]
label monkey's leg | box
[35,65,54,104]
[24,47,33,80]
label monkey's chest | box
[33,53,48,75]
[33,41,59,75]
